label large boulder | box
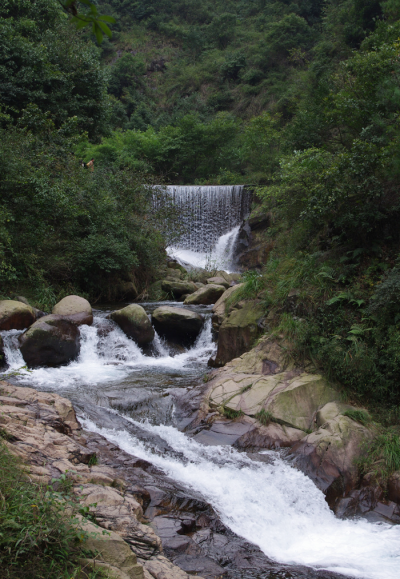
[161,280,198,298]
[19,314,80,368]
[165,269,182,281]
[206,276,230,289]
[0,300,35,331]
[109,304,154,345]
[291,414,373,504]
[152,306,204,344]
[212,300,265,366]
[183,284,226,306]
[52,295,93,326]
[212,284,244,332]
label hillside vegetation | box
[2,0,400,421]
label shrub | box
[0,441,98,579]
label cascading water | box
[163,185,251,271]
[1,306,400,579]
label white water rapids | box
[1,313,400,579]
[161,185,250,271]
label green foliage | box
[0,0,109,140]
[342,408,372,425]
[367,262,400,324]
[60,0,116,44]
[255,408,273,426]
[221,406,244,419]
[358,429,400,480]
[0,119,170,299]
[0,441,99,579]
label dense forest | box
[2,0,400,416]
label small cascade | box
[163,185,251,271]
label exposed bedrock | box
[173,336,399,521]
[109,304,155,346]
[19,314,81,367]
[152,306,204,345]
[0,381,342,579]
[236,212,273,270]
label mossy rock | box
[109,304,154,345]
[0,300,35,331]
[213,300,265,366]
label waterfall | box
[163,185,251,271]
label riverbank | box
[1,290,400,579]
[0,380,348,579]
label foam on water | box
[0,316,215,390]
[168,225,241,272]
[3,313,400,579]
[81,416,400,579]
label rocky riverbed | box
[1,287,400,579]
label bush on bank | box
[0,439,100,579]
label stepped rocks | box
[52,295,93,326]
[152,306,204,345]
[109,304,155,345]
[19,314,81,367]
[173,334,384,516]
[183,284,225,305]
[0,300,35,330]
[211,300,265,366]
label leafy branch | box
[59,0,116,43]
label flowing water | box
[1,304,400,579]
[163,185,251,270]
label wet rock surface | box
[212,300,265,366]
[109,304,155,345]
[173,336,400,524]
[18,314,81,367]
[152,306,204,345]
[0,381,345,579]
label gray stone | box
[109,305,154,345]
[183,284,226,306]
[19,314,80,367]
[52,295,93,326]
[206,276,230,289]
[161,280,198,298]
[152,306,204,343]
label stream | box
[1,303,400,579]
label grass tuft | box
[255,408,274,426]
[221,406,244,419]
[0,441,102,579]
[358,430,400,481]
[342,408,371,426]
